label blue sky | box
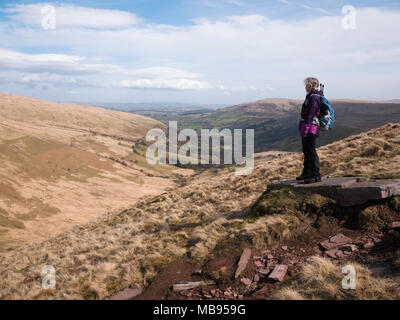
[0,0,400,104]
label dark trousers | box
[302,133,320,177]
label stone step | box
[270,177,400,206]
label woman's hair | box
[304,77,319,90]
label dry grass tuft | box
[357,206,382,230]
[390,196,400,211]
[272,256,400,300]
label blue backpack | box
[313,84,335,131]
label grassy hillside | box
[0,122,398,299]
[0,94,184,252]
[140,98,400,153]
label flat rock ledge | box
[270,177,400,206]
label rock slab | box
[268,265,288,282]
[271,177,400,206]
[172,280,215,292]
[235,248,251,279]
[109,286,143,300]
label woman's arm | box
[304,94,320,124]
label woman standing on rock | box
[297,77,322,184]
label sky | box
[0,0,400,105]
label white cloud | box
[1,6,400,101]
[4,3,143,29]
[0,48,210,91]
[125,67,203,79]
[0,48,206,79]
[0,48,88,74]
[18,72,79,85]
[119,79,211,91]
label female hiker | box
[296,77,322,184]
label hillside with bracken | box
[0,121,399,300]
[0,94,188,252]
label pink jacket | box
[300,89,322,138]
[300,122,319,138]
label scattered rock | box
[254,260,264,268]
[172,280,215,292]
[363,241,374,249]
[253,256,263,261]
[259,268,269,276]
[336,250,344,258]
[192,268,203,275]
[321,234,353,250]
[250,283,258,290]
[253,274,260,282]
[325,249,342,259]
[268,265,288,282]
[281,246,288,251]
[262,250,274,260]
[235,248,251,279]
[331,234,353,244]
[241,278,252,286]
[340,244,358,252]
[109,286,143,300]
[390,221,400,229]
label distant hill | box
[151,98,400,153]
[0,94,181,251]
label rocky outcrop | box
[270,177,400,206]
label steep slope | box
[0,93,162,142]
[0,94,184,251]
[160,98,400,152]
[0,122,398,299]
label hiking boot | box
[304,176,322,184]
[296,172,310,181]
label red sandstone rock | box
[268,265,288,282]
[235,248,251,279]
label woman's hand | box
[300,122,311,138]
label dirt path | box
[136,215,400,300]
